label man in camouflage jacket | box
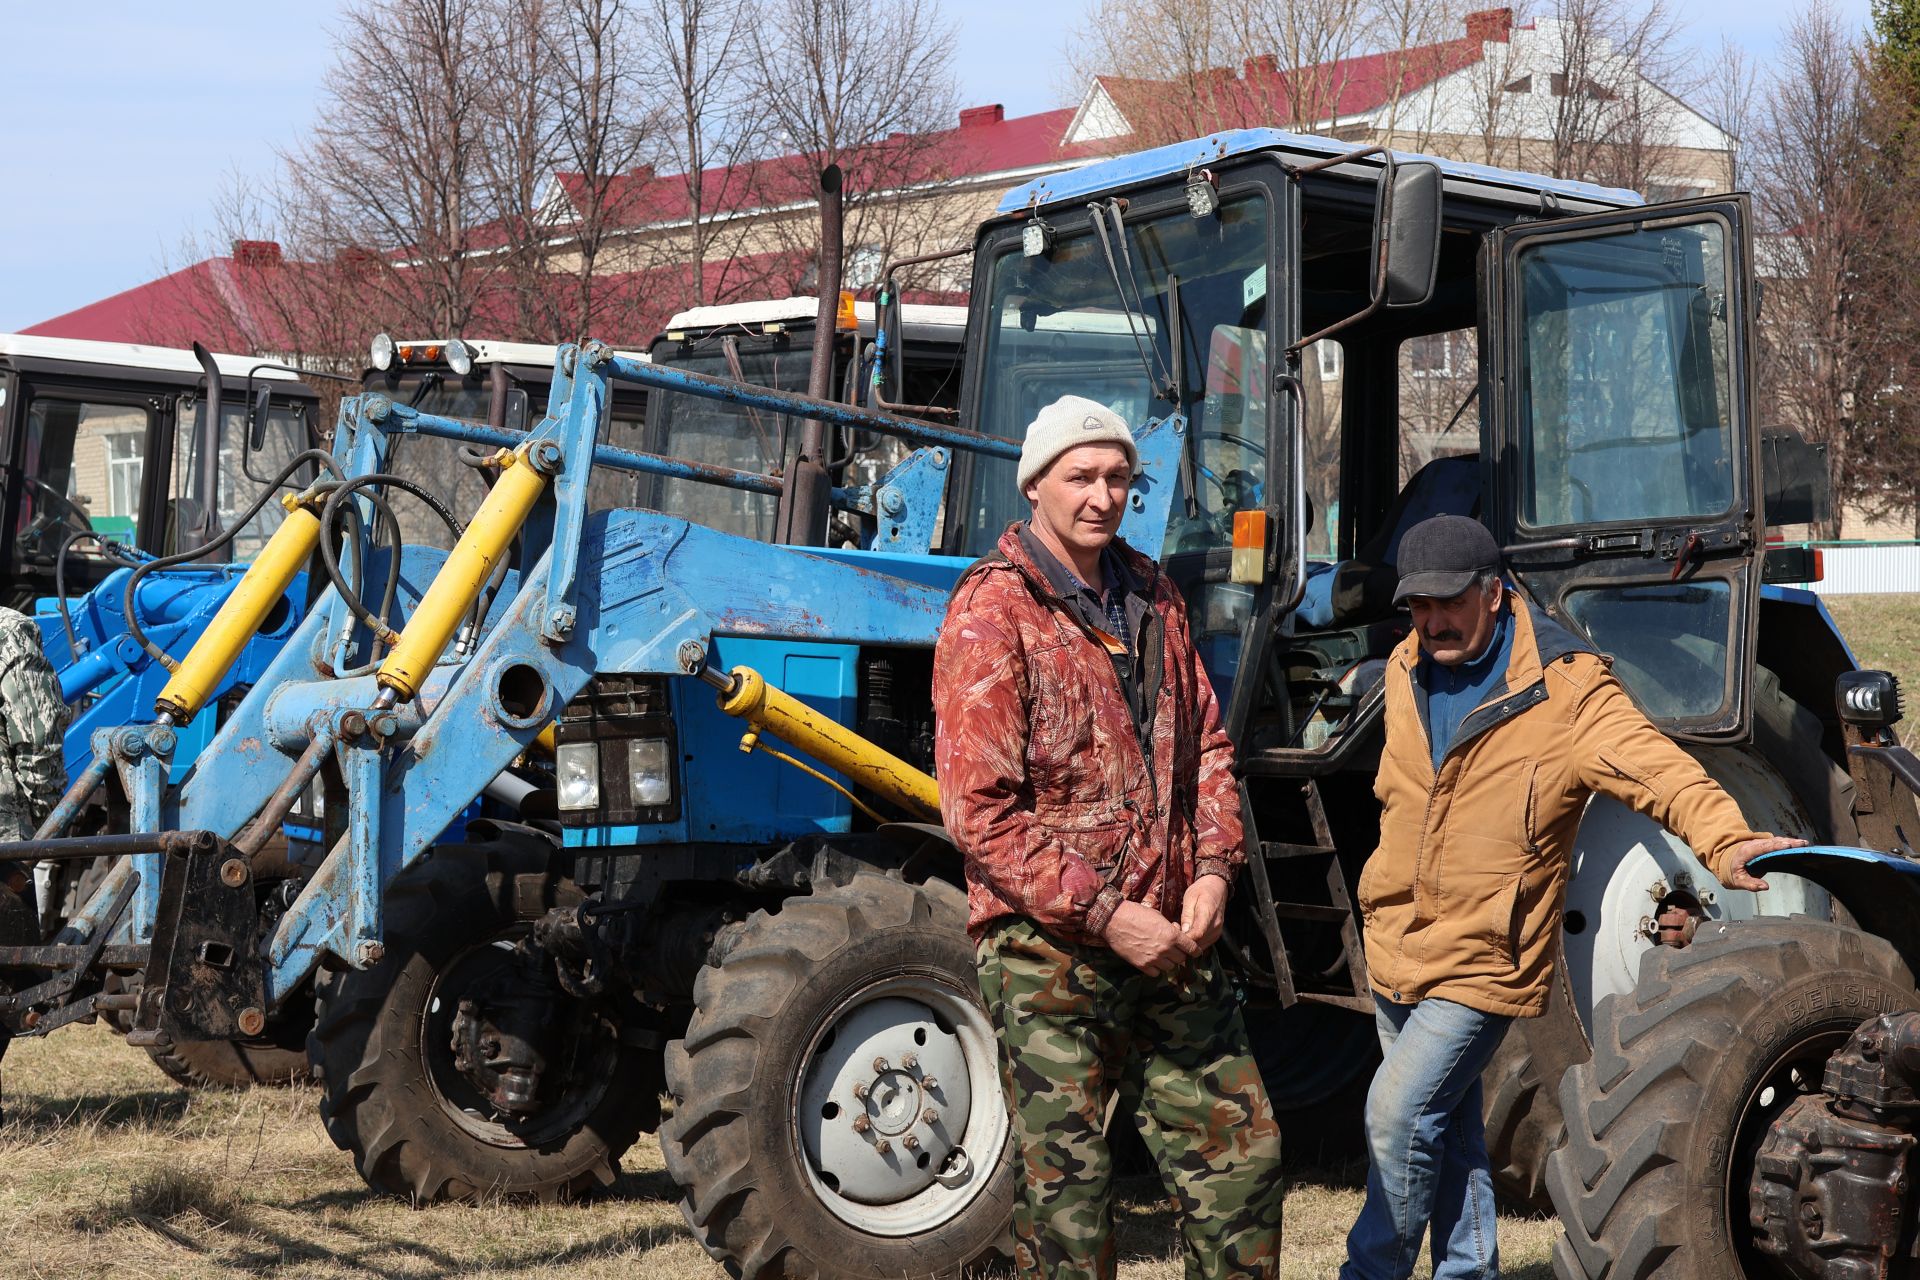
[932,396,1283,1280]
[0,605,66,844]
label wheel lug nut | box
[852,1114,871,1133]
[922,1107,940,1126]
[852,1082,870,1100]
[872,1056,889,1073]
[904,1134,921,1151]
[902,1052,919,1071]
[874,1138,891,1155]
[920,1075,938,1091]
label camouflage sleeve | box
[1176,594,1245,885]
[933,582,1110,942]
[0,618,68,828]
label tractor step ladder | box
[1245,778,1373,1013]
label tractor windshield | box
[953,189,1273,562]
[642,343,814,541]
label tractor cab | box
[0,335,318,607]
[360,336,651,546]
[642,295,966,542]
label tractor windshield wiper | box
[1088,200,1174,404]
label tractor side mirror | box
[877,280,905,407]
[1760,426,1832,527]
[1372,160,1442,309]
[249,384,273,452]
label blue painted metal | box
[995,129,1645,216]
[596,349,1024,462]
[1760,582,1860,666]
[1749,844,1920,878]
[862,447,950,555]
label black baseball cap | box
[1391,515,1502,604]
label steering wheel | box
[16,474,95,559]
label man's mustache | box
[1425,629,1464,643]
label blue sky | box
[0,0,1873,333]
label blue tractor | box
[0,132,1894,1280]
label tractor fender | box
[1748,844,1920,978]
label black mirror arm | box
[871,248,971,420]
[1286,150,1397,356]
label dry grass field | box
[0,1024,1557,1279]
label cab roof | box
[997,128,1644,217]
[663,297,968,342]
[0,333,311,387]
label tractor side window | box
[1299,338,1343,560]
[1399,329,1479,487]
[18,396,147,563]
[1514,219,1734,529]
[1562,580,1731,720]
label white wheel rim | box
[793,974,1009,1237]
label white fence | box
[1790,543,1920,595]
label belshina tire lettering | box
[1547,915,1917,1279]
[661,871,1015,1280]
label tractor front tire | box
[661,872,1015,1279]
[1548,916,1917,1279]
[307,842,660,1203]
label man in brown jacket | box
[933,395,1283,1280]
[1342,514,1803,1280]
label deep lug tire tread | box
[660,872,1012,1280]
[307,841,661,1204]
[1547,915,1916,1280]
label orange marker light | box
[836,290,858,331]
[1231,511,1266,584]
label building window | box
[1316,340,1343,380]
[1406,331,1458,379]
[106,432,144,518]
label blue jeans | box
[1340,995,1512,1280]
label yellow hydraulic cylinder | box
[376,448,549,703]
[713,665,941,823]
[153,495,324,724]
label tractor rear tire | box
[1547,916,1917,1279]
[661,872,1015,1279]
[308,842,661,1203]
[1482,1025,1557,1212]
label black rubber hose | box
[54,529,140,659]
[318,474,465,649]
[123,449,342,671]
[337,489,405,660]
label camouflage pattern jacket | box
[0,607,66,842]
[932,525,1245,943]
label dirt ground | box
[0,1024,1557,1279]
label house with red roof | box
[28,8,1731,355]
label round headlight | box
[370,332,396,372]
[445,337,474,377]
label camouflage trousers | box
[976,916,1284,1280]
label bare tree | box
[1703,36,1758,191]
[1749,1,1882,538]
[742,0,961,291]
[1537,0,1695,191]
[639,0,766,307]
[285,0,504,334]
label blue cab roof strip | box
[997,128,1643,215]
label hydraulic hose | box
[53,529,141,659]
[319,474,465,649]
[122,449,341,670]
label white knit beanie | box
[1016,395,1138,490]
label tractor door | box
[1486,195,1760,740]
